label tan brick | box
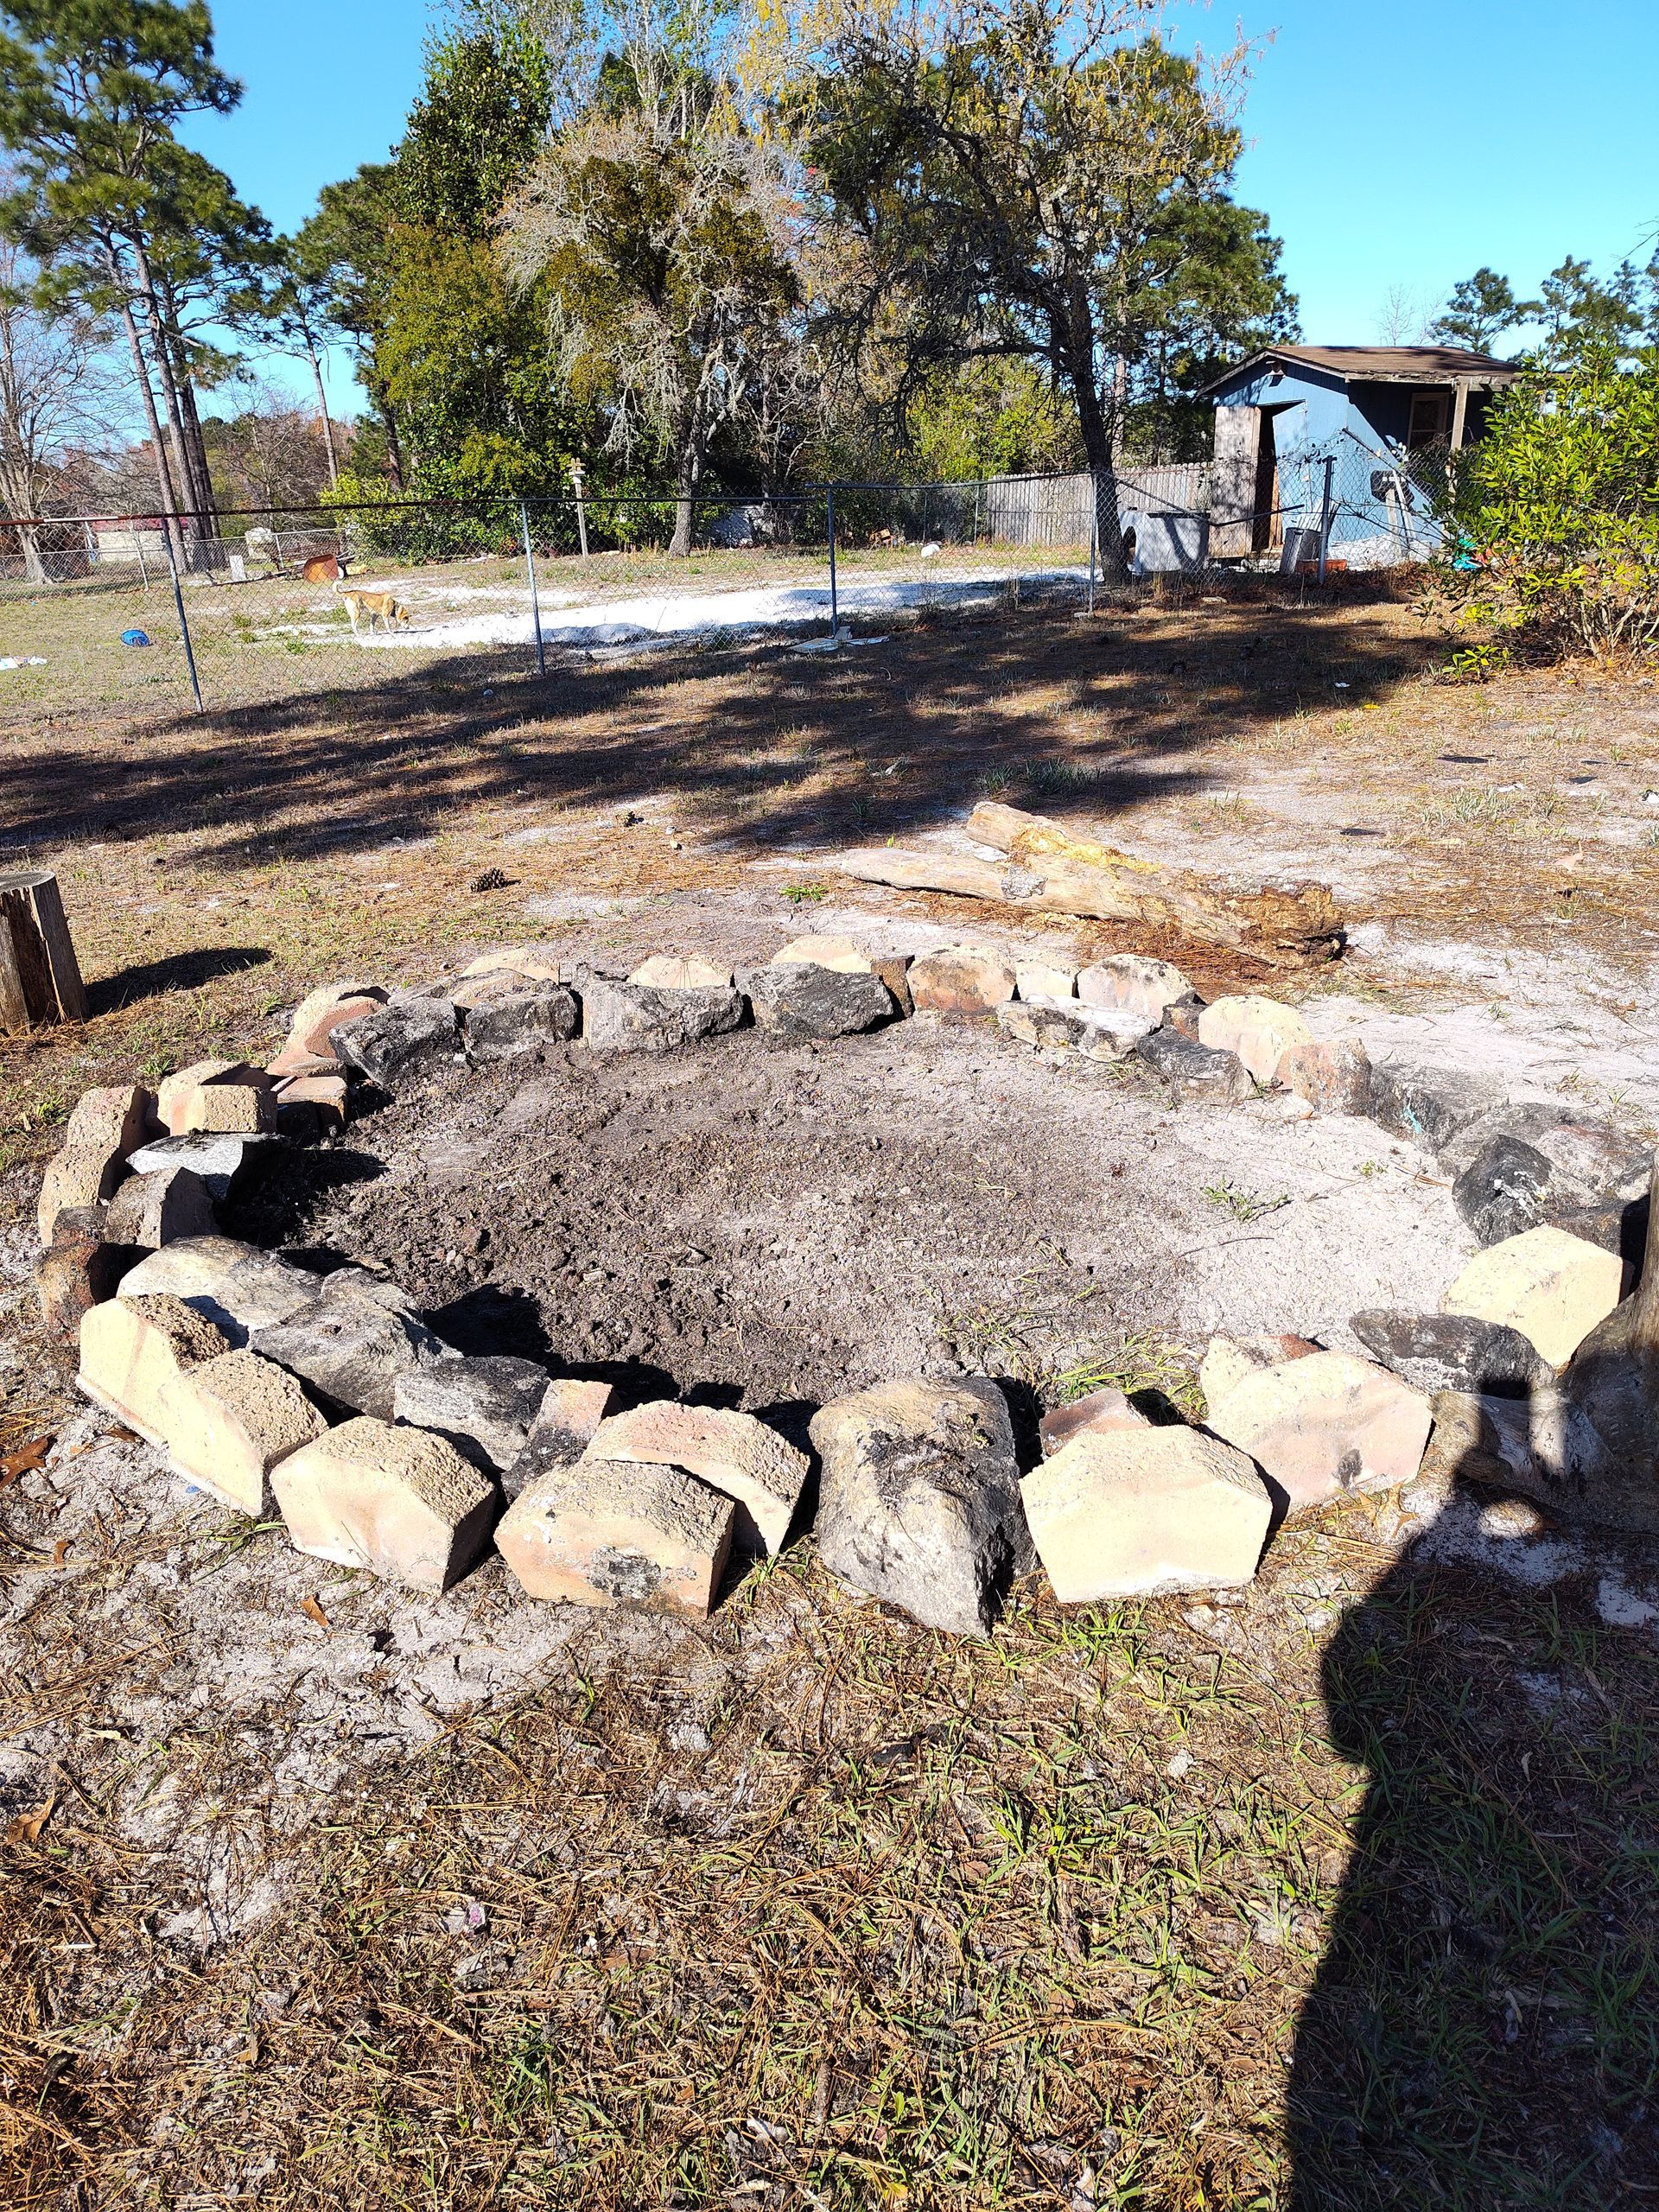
[1199,1333,1321,1417]
[38,1142,126,1243]
[1197,995,1313,1086]
[1015,959,1078,1003]
[502,1377,615,1503]
[1275,1038,1372,1116]
[541,1376,613,1440]
[870,955,912,1014]
[460,945,563,983]
[1442,1224,1624,1365]
[271,1416,496,1592]
[64,1084,153,1158]
[272,1072,347,1133]
[78,1292,234,1448]
[156,1061,244,1132]
[287,985,387,1059]
[1077,955,1192,1024]
[497,1455,734,1614]
[159,1348,327,1514]
[582,1400,809,1554]
[265,1045,342,1080]
[1038,1385,1149,1456]
[626,953,735,990]
[104,1162,216,1250]
[1021,1426,1271,1602]
[773,935,875,973]
[1204,1350,1433,1514]
[180,1082,276,1135]
[908,945,1017,1015]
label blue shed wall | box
[1209,362,1447,563]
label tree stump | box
[0,869,88,1030]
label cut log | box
[0,870,88,1030]
[836,804,1342,969]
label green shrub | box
[1447,346,1659,661]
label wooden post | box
[570,460,589,561]
[520,500,545,680]
[0,869,89,1030]
[1450,379,1470,453]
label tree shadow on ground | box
[1288,1444,1659,2208]
[2,584,1440,876]
[89,944,271,1013]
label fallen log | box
[836,803,1343,968]
[836,848,1039,904]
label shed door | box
[1211,405,1261,557]
[1253,407,1289,554]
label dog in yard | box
[334,582,412,638]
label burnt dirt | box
[222,1009,1463,1422]
[225,1020,1184,1422]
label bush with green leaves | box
[1447,346,1659,661]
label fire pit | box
[33,931,1656,1646]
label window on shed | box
[1407,390,1452,449]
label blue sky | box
[180,0,1659,420]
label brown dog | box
[335,585,412,638]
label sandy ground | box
[6,592,1659,2209]
[9,1002,1659,1937]
[349,561,1088,652]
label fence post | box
[570,461,589,561]
[1318,456,1334,586]
[1087,474,1098,616]
[826,482,839,643]
[164,530,203,714]
[520,500,545,678]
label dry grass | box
[4,580,1657,1186]
[4,585,1659,2207]
[5,1478,1656,2210]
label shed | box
[1200,344,1519,567]
[91,517,167,568]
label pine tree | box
[0,1,264,554]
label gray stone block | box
[119,1236,324,1344]
[1132,1027,1254,1101]
[252,1287,454,1421]
[463,983,580,1065]
[745,963,893,1040]
[580,977,745,1054]
[1349,1308,1551,1398]
[125,1132,272,1200]
[103,1162,216,1251]
[334,996,461,1086]
[1368,1059,1503,1155]
[810,1376,1029,1636]
[393,1353,551,1471]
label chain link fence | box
[1207,434,1455,575]
[0,454,1452,715]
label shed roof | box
[1201,344,1520,397]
